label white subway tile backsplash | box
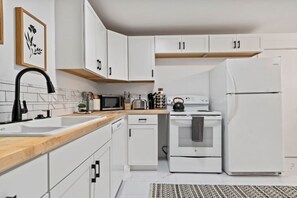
[28,87,47,94]
[23,93,38,102]
[0,80,87,123]
[0,92,5,102]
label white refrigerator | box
[210,58,283,175]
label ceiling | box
[89,0,297,36]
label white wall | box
[0,0,99,93]
[97,58,224,98]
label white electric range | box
[167,95,222,173]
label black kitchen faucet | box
[11,68,55,123]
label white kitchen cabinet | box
[181,35,209,53]
[108,30,128,81]
[155,35,208,54]
[128,115,158,169]
[51,144,111,198]
[0,155,48,198]
[85,1,107,77]
[42,193,49,198]
[128,36,155,81]
[261,33,297,49]
[55,0,107,79]
[49,124,111,188]
[210,34,261,53]
[50,157,93,198]
[92,142,111,198]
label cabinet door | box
[0,155,47,198]
[128,36,155,81]
[236,34,261,52]
[50,157,92,198]
[93,142,111,198]
[42,193,49,198]
[155,35,182,53]
[209,34,237,52]
[84,1,97,74]
[182,35,209,53]
[108,30,128,80]
[128,125,158,166]
[95,16,107,78]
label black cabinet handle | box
[152,69,154,78]
[237,40,240,49]
[183,42,185,50]
[233,41,236,49]
[178,42,181,50]
[109,67,112,76]
[91,164,96,183]
[97,59,102,70]
[129,129,131,137]
[6,196,17,198]
[95,160,100,178]
[139,118,147,121]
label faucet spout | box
[12,68,56,122]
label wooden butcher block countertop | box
[0,109,169,174]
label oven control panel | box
[167,95,209,105]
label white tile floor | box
[116,159,297,198]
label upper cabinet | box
[155,35,209,55]
[55,0,107,80]
[85,2,107,77]
[209,34,261,53]
[128,36,155,81]
[107,30,128,81]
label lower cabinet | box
[0,155,48,198]
[50,157,93,198]
[92,142,111,198]
[50,142,111,198]
[42,193,49,198]
[128,115,158,169]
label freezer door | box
[226,58,281,94]
[226,93,283,173]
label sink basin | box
[0,116,107,137]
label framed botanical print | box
[0,0,3,44]
[15,7,47,70]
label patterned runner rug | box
[149,183,297,198]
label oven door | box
[169,116,222,157]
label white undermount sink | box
[0,116,107,137]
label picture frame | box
[0,0,3,44]
[15,7,47,70]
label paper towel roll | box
[93,99,100,111]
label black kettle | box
[172,97,185,112]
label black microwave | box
[99,95,123,111]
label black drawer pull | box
[91,164,96,183]
[95,160,100,178]
[233,41,236,49]
[6,196,17,198]
[138,118,147,121]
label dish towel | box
[192,117,204,142]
